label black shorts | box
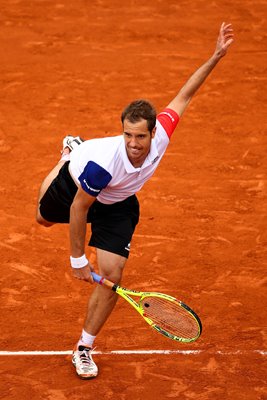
[39,162,140,258]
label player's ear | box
[151,127,156,138]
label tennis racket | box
[91,272,202,343]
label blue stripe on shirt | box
[78,161,112,196]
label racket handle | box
[91,272,116,290]
[91,272,103,284]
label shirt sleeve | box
[157,108,180,139]
[78,161,112,196]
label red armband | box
[157,108,180,138]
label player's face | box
[123,118,156,168]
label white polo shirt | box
[69,108,179,204]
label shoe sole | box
[75,372,98,380]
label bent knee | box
[36,210,54,227]
[98,256,127,284]
[105,270,123,284]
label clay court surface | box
[0,0,266,399]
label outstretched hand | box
[214,22,234,58]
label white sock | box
[78,329,96,348]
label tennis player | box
[36,23,233,379]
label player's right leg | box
[36,135,83,226]
[36,160,67,226]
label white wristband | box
[70,254,88,269]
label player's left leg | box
[79,196,139,336]
[72,249,126,379]
[83,249,127,335]
[72,195,139,379]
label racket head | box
[139,293,202,343]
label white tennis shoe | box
[72,344,98,379]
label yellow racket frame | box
[92,272,202,343]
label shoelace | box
[77,347,96,368]
[79,349,91,364]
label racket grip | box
[91,272,116,290]
[91,272,103,284]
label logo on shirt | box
[125,242,131,252]
[160,111,175,122]
[83,179,100,193]
[151,156,159,164]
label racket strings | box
[140,296,200,339]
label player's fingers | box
[224,28,234,35]
[75,272,92,283]
[85,263,95,283]
[72,266,92,282]
[224,33,234,42]
[224,38,234,49]
[72,269,82,280]
[79,267,94,283]
[223,23,233,31]
[86,273,94,284]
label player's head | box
[121,99,156,134]
[121,100,157,168]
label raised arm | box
[167,22,234,117]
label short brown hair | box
[121,99,157,133]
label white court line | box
[0,350,266,356]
